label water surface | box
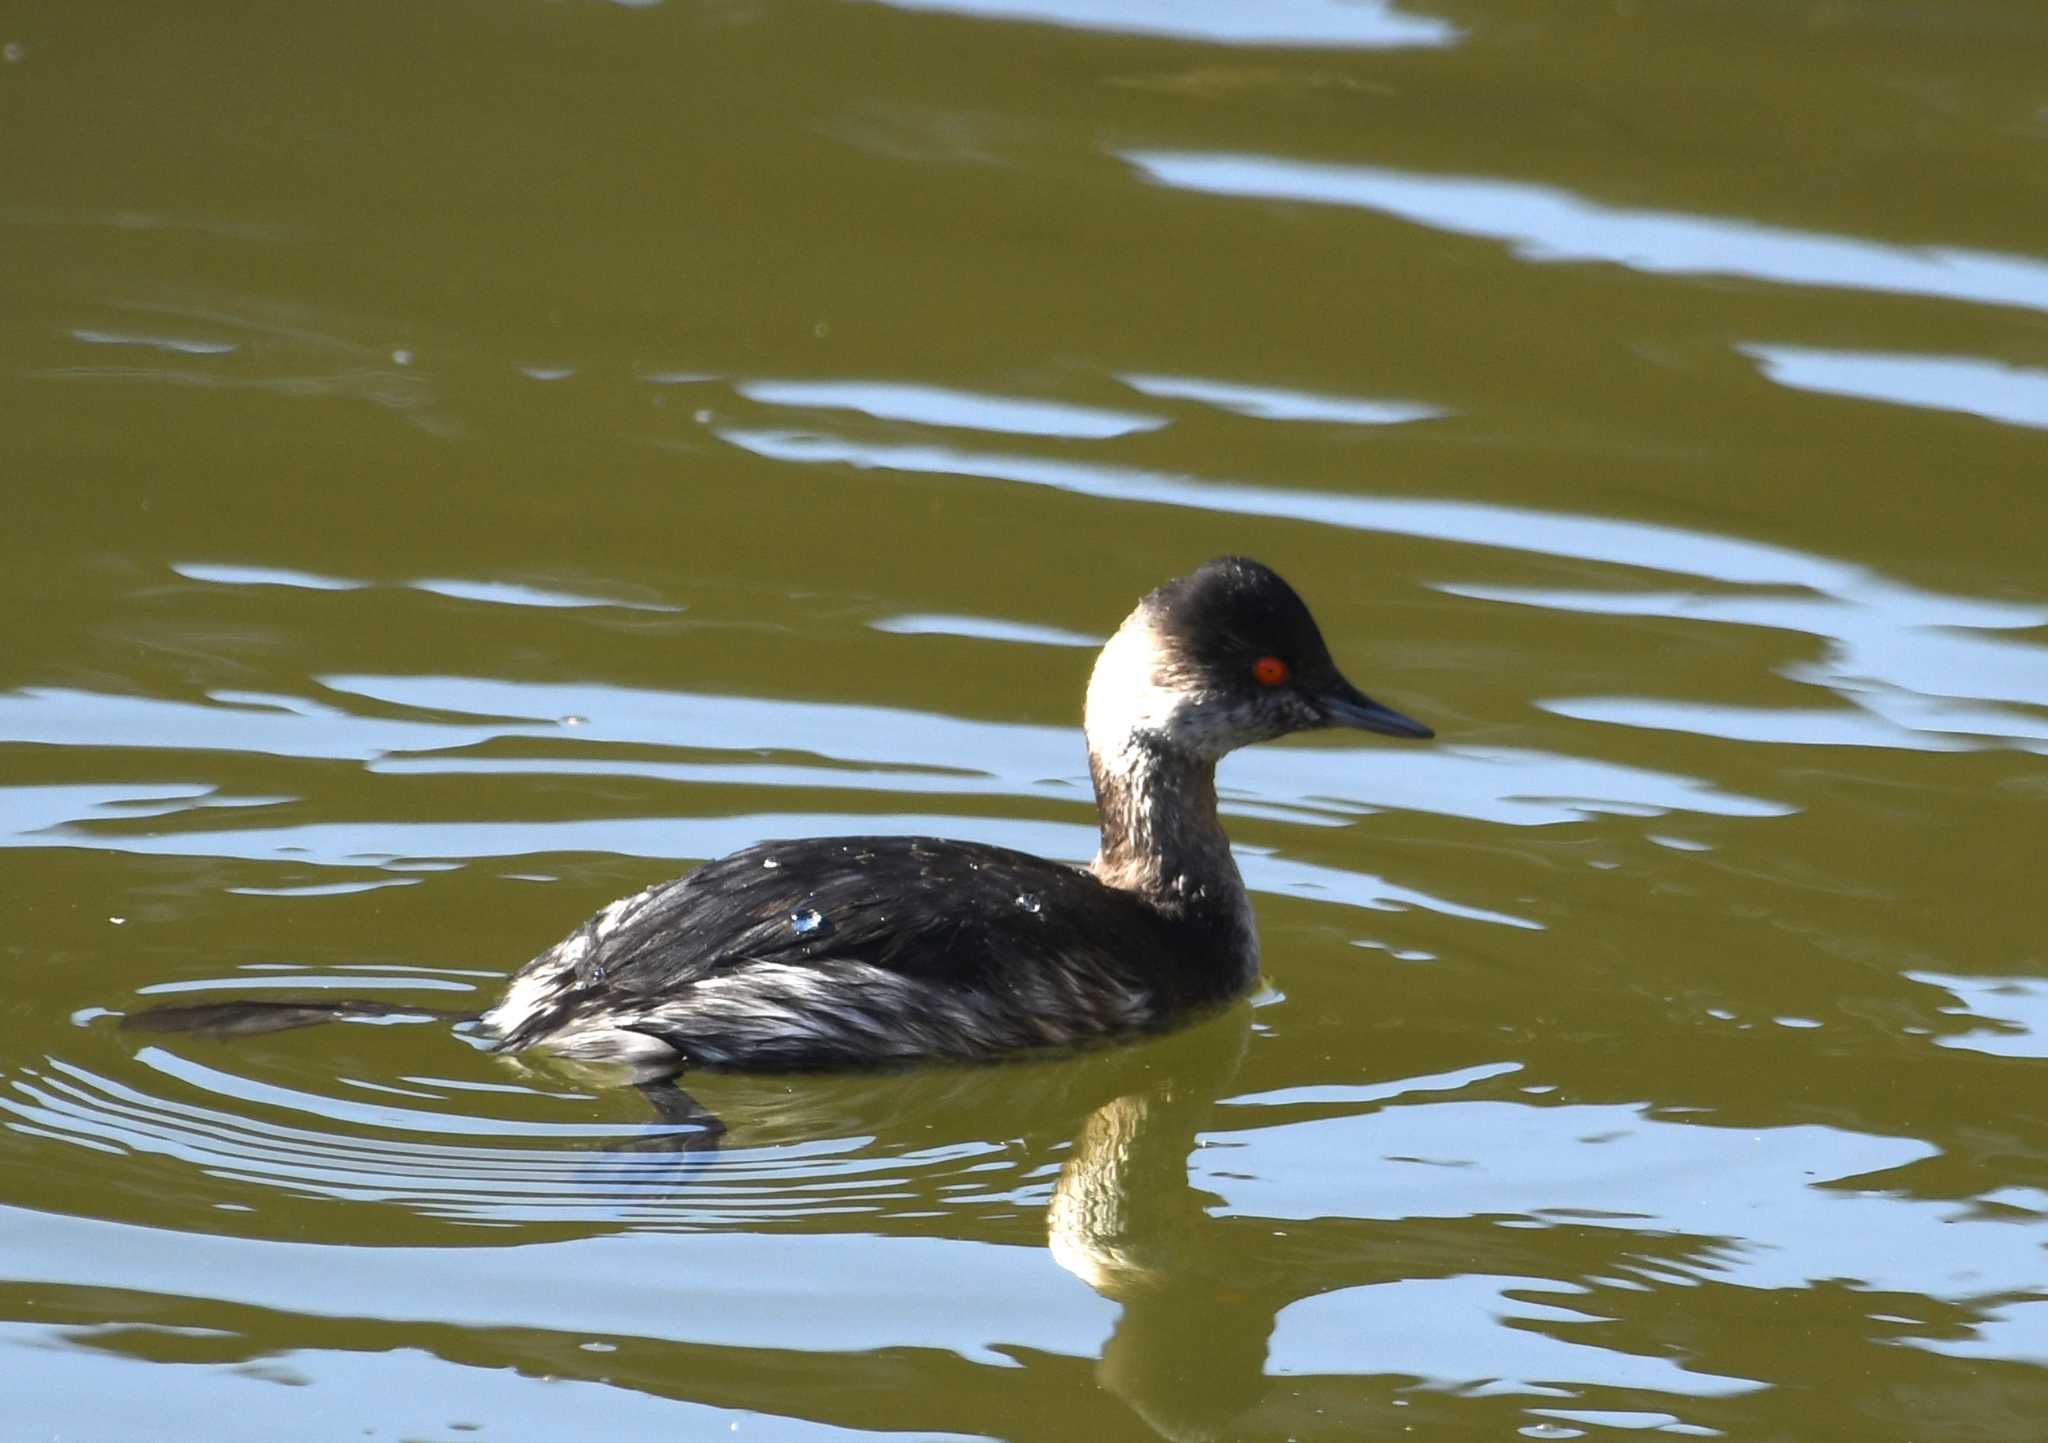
[6,2,2047,1439]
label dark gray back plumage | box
[487,835,1255,1067]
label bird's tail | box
[120,998,483,1039]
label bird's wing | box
[576,835,1170,996]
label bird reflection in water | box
[1043,1016,1276,1442]
[605,1010,1278,1442]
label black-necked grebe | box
[127,557,1431,1079]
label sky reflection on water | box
[851,0,1459,49]
[1125,151,2048,317]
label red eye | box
[1252,655,1289,687]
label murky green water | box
[6,2,2047,1438]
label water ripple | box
[1270,1274,1760,1398]
[870,612,1102,647]
[713,424,1878,589]
[736,379,1164,439]
[1193,1095,2048,1307]
[0,1198,1113,1365]
[1746,345,2048,431]
[1124,151,2048,316]
[0,1052,1005,1227]
[1907,971,2048,1059]
[1119,372,1445,426]
[852,0,1458,50]
[1448,584,2048,752]
[1,1322,982,1443]
[0,674,1788,838]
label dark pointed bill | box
[1318,679,1433,739]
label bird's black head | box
[1087,556,1432,761]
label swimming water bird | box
[126,557,1431,1086]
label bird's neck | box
[1088,735,1253,945]
[1081,611,1258,973]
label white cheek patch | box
[1084,616,1177,743]
[1084,609,1303,763]
[1085,614,1241,760]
